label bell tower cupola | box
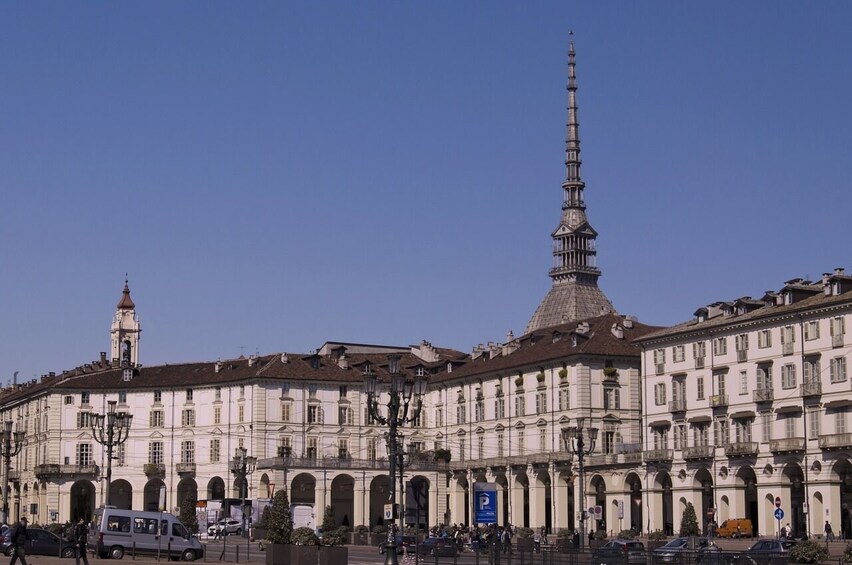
[110,279,141,367]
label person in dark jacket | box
[9,517,29,565]
[74,518,90,565]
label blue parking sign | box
[474,483,497,524]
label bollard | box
[132,541,136,560]
[236,544,240,563]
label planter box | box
[350,533,369,545]
[318,546,348,565]
[265,544,318,565]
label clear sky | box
[2,2,851,382]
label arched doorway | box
[407,476,430,531]
[656,472,673,535]
[694,468,714,533]
[736,466,758,535]
[177,478,198,513]
[369,475,390,527]
[144,479,166,512]
[207,477,226,501]
[291,473,316,506]
[590,475,607,532]
[832,459,852,538]
[625,473,642,533]
[783,463,805,537]
[70,481,95,522]
[330,474,354,529]
[109,479,133,510]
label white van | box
[88,507,205,561]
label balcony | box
[753,389,773,403]
[257,455,451,473]
[7,471,19,483]
[682,445,714,461]
[801,382,822,397]
[833,334,844,348]
[725,442,759,457]
[783,343,794,356]
[669,399,687,413]
[34,464,99,479]
[695,357,705,369]
[818,433,852,450]
[176,463,196,476]
[144,463,166,477]
[585,454,619,467]
[769,437,806,454]
[643,449,673,463]
[737,350,748,362]
[710,394,729,408]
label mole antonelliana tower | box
[525,39,615,334]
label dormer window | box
[416,367,425,377]
[310,357,320,370]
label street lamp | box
[562,418,598,551]
[91,400,133,507]
[0,422,25,523]
[364,354,427,565]
[229,447,257,538]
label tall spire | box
[525,36,615,334]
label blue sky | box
[2,2,851,381]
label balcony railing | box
[801,382,822,397]
[710,394,729,408]
[34,464,99,479]
[833,334,844,348]
[257,455,451,472]
[669,399,687,413]
[176,463,196,475]
[725,442,759,457]
[818,433,852,450]
[144,463,166,477]
[682,445,714,460]
[643,449,673,463]
[585,454,619,467]
[769,437,806,454]
[753,389,773,403]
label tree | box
[321,505,336,533]
[179,491,199,534]
[679,502,700,537]
[267,488,292,544]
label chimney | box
[836,267,846,276]
[100,352,108,365]
[281,354,289,364]
[622,317,634,329]
[611,324,624,339]
[248,355,257,367]
[506,330,514,342]
[214,361,222,373]
[338,356,349,370]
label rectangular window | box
[181,409,195,427]
[339,385,348,398]
[457,404,467,424]
[77,412,93,429]
[516,433,524,455]
[367,438,378,460]
[673,345,685,363]
[604,388,621,410]
[757,365,772,391]
[210,439,220,463]
[654,349,665,373]
[281,403,291,422]
[809,409,821,439]
[535,391,547,414]
[804,358,821,384]
[497,432,504,457]
[781,364,797,389]
[559,388,570,411]
[832,317,846,338]
[673,424,687,450]
[64,396,73,405]
[214,406,221,425]
[238,404,245,422]
[186,389,193,402]
[735,334,749,351]
[116,444,126,466]
[181,440,195,464]
[76,443,92,466]
[539,428,547,452]
[118,391,127,404]
[693,342,706,361]
[804,321,820,341]
[714,419,729,445]
[693,424,709,446]
[515,396,525,417]
[478,435,484,459]
[306,437,317,459]
[785,415,797,438]
[153,390,162,403]
[758,329,772,348]
[654,383,666,405]
[734,419,752,443]
[739,371,748,395]
[459,438,466,461]
[81,392,90,405]
[150,411,164,428]
[696,377,705,400]
[495,398,505,419]
[717,372,727,397]
[761,413,772,442]
[436,408,443,428]
[149,441,163,464]
[307,405,319,424]
[836,409,847,435]
[713,337,728,356]
[215,387,221,401]
[338,438,349,459]
[831,357,847,383]
[475,400,485,421]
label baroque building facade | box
[636,269,852,539]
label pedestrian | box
[533,530,541,553]
[9,517,29,565]
[825,521,834,542]
[74,518,90,565]
[501,526,512,555]
[786,523,792,540]
[213,523,222,541]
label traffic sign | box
[774,508,784,521]
[775,497,782,508]
[384,504,394,520]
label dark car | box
[733,539,796,565]
[378,535,416,555]
[653,537,711,564]
[592,539,646,565]
[416,537,459,557]
[1,527,76,558]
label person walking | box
[74,518,90,565]
[9,517,29,565]
[824,521,834,542]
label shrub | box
[647,529,667,541]
[618,529,636,539]
[434,449,451,462]
[558,369,568,379]
[536,372,546,383]
[292,527,319,546]
[256,506,271,530]
[515,376,524,387]
[679,503,700,537]
[594,529,608,540]
[789,540,828,564]
[841,543,852,564]
[517,527,534,538]
[266,489,293,544]
[354,525,369,534]
[372,525,387,534]
[321,505,336,533]
[320,527,347,547]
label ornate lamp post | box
[91,400,133,507]
[364,354,427,565]
[562,418,598,551]
[1,421,25,523]
[229,447,257,538]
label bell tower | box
[110,279,141,367]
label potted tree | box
[352,525,369,545]
[319,527,348,565]
[290,527,319,565]
[265,489,296,565]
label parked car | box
[591,539,647,565]
[416,537,459,557]
[733,539,795,565]
[717,519,754,538]
[653,537,711,564]
[207,518,242,536]
[1,527,75,558]
[378,535,416,555]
